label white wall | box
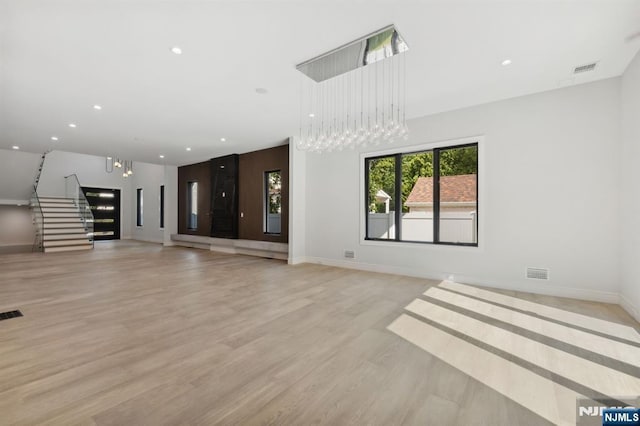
[163,165,178,246]
[620,51,640,321]
[0,148,177,246]
[300,78,622,302]
[130,162,166,243]
[39,150,134,238]
[288,140,307,263]
[0,205,34,247]
[0,149,42,204]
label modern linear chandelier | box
[296,25,409,153]
[105,157,133,178]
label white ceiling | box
[1,0,639,166]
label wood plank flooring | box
[0,241,638,425]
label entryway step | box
[44,245,92,253]
[43,239,91,248]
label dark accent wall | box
[210,154,239,239]
[238,145,289,243]
[177,160,211,236]
[177,145,289,243]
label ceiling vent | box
[574,63,597,74]
[526,267,549,280]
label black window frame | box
[136,188,143,227]
[364,142,479,247]
[159,185,165,229]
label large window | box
[365,143,478,246]
[264,170,282,234]
[187,182,198,230]
[136,188,143,227]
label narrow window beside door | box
[136,188,143,227]
[187,182,198,230]
[264,171,281,234]
[160,185,165,229]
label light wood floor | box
[0,241,638,425]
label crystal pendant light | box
[296,25,409,153]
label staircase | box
[39,197,93,253]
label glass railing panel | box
[64,174,95,247]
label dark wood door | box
[210,154,239,238]
[82,187,121,240]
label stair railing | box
[30,187,44,252]
[31,152,48,252]
[64,174,95,248]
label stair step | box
[43,228,87,234]
[43,223,85,229]
[43,233,90,241]
[43,239,91,247]
[40,206,79,212]
[43,213,82,218]
[44,218,83,223]
[39,202,76,208]
[38,198,74,204]
[44,245,93,253]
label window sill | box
[360,238,483,252]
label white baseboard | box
[620,295,640,323]
[131,237,164,244]
[288,256,309,265]
[302,256,621,305]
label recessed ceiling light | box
[186,147,191,151]
[501,59,512,66]
[309,113,315,118]
[12,146,19,150]
[107,156,112,160]
[68,123,77,128]
[255,88,268,94]
[93,105,102,110]
[51,136,59,141]
[159,154,165,159]
[171,46,182,55]
[220,137,226,142]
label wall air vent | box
[344,250,355,259]
[526,267,549,280]
[574,63,597,74]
